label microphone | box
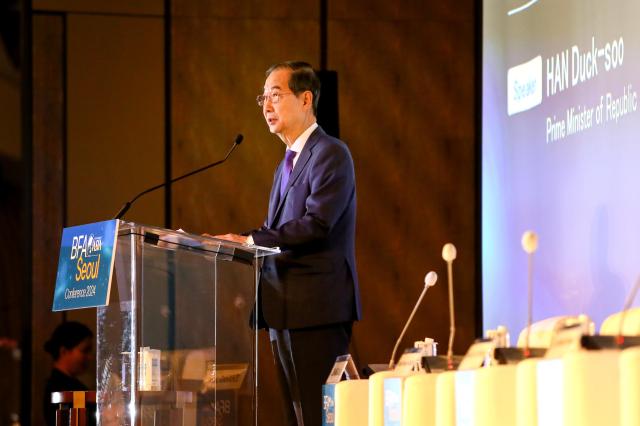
[388,271,438,369]
[521,230,538,356]
[617,276,640,344]
[113,134,244,220]
[442,243,457,369]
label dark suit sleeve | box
[251,142,355,249]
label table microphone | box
[617,276,640,344]
[113,134,243,220]
[521,230,538,356]
[442,243,457,369]
[388,271,438,369]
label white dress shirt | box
[247,122,318,246]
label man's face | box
[262,68,308,138]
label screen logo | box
[507,55,543,116]
[507,0,541,16]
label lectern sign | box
[52,220,119,311]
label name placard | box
[322,384,336,425]
[394,348,424,373]
[458,339,496,370]
[52,220,119,311]
[323,354,359,425]
[545,323,584,358]
[383,377,403,426]
[325,354,359,384]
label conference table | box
[328,346,640,426]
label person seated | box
[43,321,94,426]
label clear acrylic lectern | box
[96,222,279,426]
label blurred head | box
[259,61,320,144]
[44,321,93,377]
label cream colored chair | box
[368,371,398,426]
[620,346,640,426]
[474,365,518,426]
[600,307,640,335]
[516,315,594,348]
[562,349,620,426]
[403,373,439,426]
[515,315,593,426]
[334,380,369,426]
[515,357,540,426]
[435,371,456,426]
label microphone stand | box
[389,285,431,369]
[446,258,456,369]
[388,272,437,369]
[617,276,640,345]
[114,134,243,220]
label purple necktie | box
[280,149,296,196]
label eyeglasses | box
[256,91,293,106]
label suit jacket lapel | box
[269,126,324,227]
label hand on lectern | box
[203,233,249,245]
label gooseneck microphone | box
[521,230,539,356]
[113,134,244,220]
[442,243,457,369]
[388,271,438,369]
[617,276,640,344]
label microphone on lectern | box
[113,134,244,220]
[388,271,438,369]
[442,243,457,369]
[521,230,538,356]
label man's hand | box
[203,233,249,244]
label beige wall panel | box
[329,0,473,21]
[172,16,319,426]
[0,44,20,159]
[171,1,476,422]
[172,0,317,19]
[65,12,165,399]
[33,0,163,16]
[66,14,164,227]
[172,18,319,234]
[32,14,66,425]
[328,11,476,364]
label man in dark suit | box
[216,61,361,425]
